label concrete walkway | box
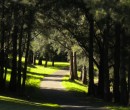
[40,69,109,110]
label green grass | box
[0,95,60,110]
[107,105,130,110]
[62,75,88,93]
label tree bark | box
[103,16,110,101]
[22,9,34,91]
[38,57,42,65]
[88,16,94,95]
[73,52,78,79]
[0,0,5,89]
[128,55,130,105]
[97,48,104,99]
[82,65,87,84]
[17,19,24,92]
[70,51,74,80]
[120,29,128,105]
[9,25,18,92]
[113,22,121,103]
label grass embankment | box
[0,61,69,110]
[62,75,88,94]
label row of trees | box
[0,0,40,93]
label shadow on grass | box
[0,95,61,110]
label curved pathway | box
[40,69,109,110]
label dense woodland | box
[0,0,130,106]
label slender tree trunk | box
[103,16,110,101]
[52,58,55,67]
[44,53,49,67]
[80,67,83,80]
[128,55,130,105]
[33,55,36,65]
[9,4,20,92]
[17,22,24,92]
[120,29,128,105]
[88,16,94,95]
[28,50,34,64]
[98,48,104,98]
[0,0,5,89]
[82,65,87,84]
[113,22,121,103]
[22,33,31,91]
[38,57,42,65]
[70,51,74,80]
[44,59,48,67]
[73,52,78,79]
[9,25,18,92]
[22,9,34,91]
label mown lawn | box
[0,61,69,110]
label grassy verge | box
[62,75,88,94]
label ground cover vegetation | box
[0,0,130,109]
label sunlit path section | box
[40,70,68,90]
[40,69,109,110]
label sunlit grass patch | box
[62,75,88,93]
[107,106,130,110]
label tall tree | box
[0,0,5,89]
[9,3,19,92]
[113,22,121,103]
[88,15,94,95]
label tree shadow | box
[40,87,109,110]
[0,95,61,110]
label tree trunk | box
[97,48,104,99]
[9,25,18,92]
[128,56,130,105]
[120,29,128,105]
[70,51,74,80]
[80,67,82,80]
[113,22,121,103]
[38,57,42,65]
[88,16,94,95]
[73,52,78,79]
[0,0,5,89]
[44,59,48,67]
[51,55,55,67]
[33,55,36,65]
[28,50,34,64]
[17,21,24,92]
[44,53,49,67]
[22,31,31,91]
[22,9,34,91]
[82,65,87,84]
[103,16,110,101]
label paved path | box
[40,69,109,110]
